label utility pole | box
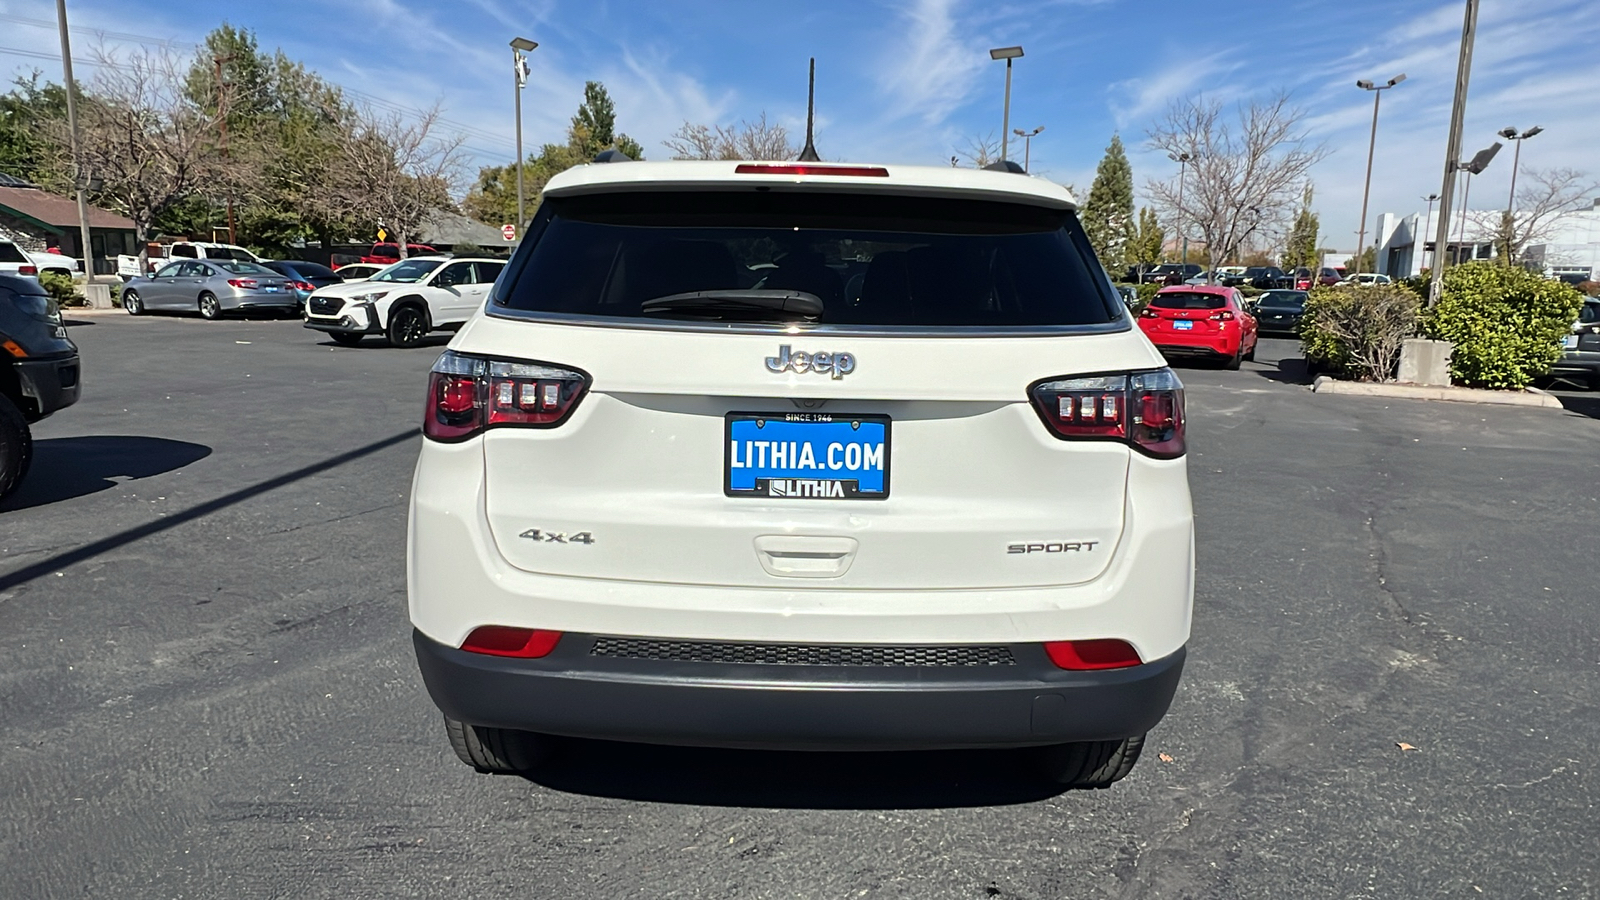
[214,55,236,244]
[1429,0,1479,306]
[510,37,537,231]
[1352,74,1406,277]
[55,0,94,281]
[1421,193,1439,271]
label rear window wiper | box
[639,290,824,321]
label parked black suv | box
[1,273,80,500]
[1549,298,1600,390]
[1141,263,1203,284]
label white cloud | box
[874,0,986,126]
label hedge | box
[1299,283,1423,382]
[1423,262,1584,389]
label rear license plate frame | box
[724,412,891,500]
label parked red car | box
[360,242,437,264]
[1137,285,1258,370]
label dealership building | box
[1369,199,1600,284]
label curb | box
[1310,376,1564,408]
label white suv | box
[302,256,505,347]
[409,161,1193,787]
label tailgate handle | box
[754,535,858,578]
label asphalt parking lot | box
[3,313,1598,898]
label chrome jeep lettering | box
[765,345,856,379]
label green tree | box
[1081,134,1135,269]
[0,74,69,186]
[1348,245,1377,275]
[1282,185,1320,272]
[570,81,644,161]
[1129,207,1166,277]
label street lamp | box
[1453,141,1501,264]
[510,36,538,233]
[1421,193,1439,270]
[1012,126,1043,173]
[989,46,1023,163]
[1352,73,1406,277]
[1497,125,1542,213]
[1168,151,1193,267]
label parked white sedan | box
[302,256,505,347]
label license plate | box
[264,285,280,292]
[1564,335,1580,349]
[1173,320,1194,330]
[725,413,889,500]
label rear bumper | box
[1550,350,1600,378]
[12,352,81,419]
[224,294,299,311]
[414,629,1185,750]
[1147,335,1237,357]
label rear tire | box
[0,394,33,503]
[329,332,363,347]
[1242,339,1256,362]
[1034,734,1146,788]
[122,290,144,315]
[1223,349,1242,370]
[444,716,554,774]
[198,292,221,320]
[386,305,428,348]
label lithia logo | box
[765,345,856,380]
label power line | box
[0,17,521,157]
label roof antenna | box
[797,57,821,162]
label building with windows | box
[0,173,138,276]
[1371,199,1600,284]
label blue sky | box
[2,0,1597,248]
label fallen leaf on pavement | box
[1396,742,1419,752]
[1158,753,1175,762]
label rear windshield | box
[494,191,1121,328]
[1150,291,1227,310]
[0,243,28,263]
[286,261,337,278]
[216,261,275,275]
[1257,291,1307,308]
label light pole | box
[1453,142,1501,264]
[1429,0,1479,306]
[989,46,1023,163]
[1497,125,1542,213]
[1421,193,1439,270]
[1012,126,1043,173]
[1352,73,1406,277]
[54,0,94,281]
[1169,151,1193,267]
[510,36,538,232]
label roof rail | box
[983,160,1026,174]
[593,148,634,163]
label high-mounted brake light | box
[1030,369,1185,459]
[734,163,889,178]
[460,626,562,659]
[1043,639,1143,670]
[424,350,590,442]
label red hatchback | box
[1138,285,1258,369]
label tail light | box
[1208,310,1235,321]
[1030,369,1185,459]
[291,280,314,292]
[19,265,37,276]
[1044,639,1143,670]
[460,626,562,659]
[423,350,590,442]
[227,278,258,288]
[1139,308,1160,318]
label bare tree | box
[1144,95,1327,279]
[334,105,466,257]
[66,46,246,262]
[952,132,1001,168]
[1493,167,1598,266]
[663,113,798,160]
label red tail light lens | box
[1044,639,1143,670]
[292,280,314,292]
[1208,310,1235,321]
[1030,369,1185,459]
[19,265,37,276]
[460,626,562,659]
[423,351,590,442]
[735,163,890,177]
[226,278,258,288]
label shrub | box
[1299,283,1423,382]
[1238,285,1265,298]
[38,271,85,307]
[1423,261,1584,389]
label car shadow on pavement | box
[1555,392,1600,419]
[521,738,1070,808]
[1,436,212,512]
[1254,356,1316,385]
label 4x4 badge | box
[519,529,594,544]
[766,345,856,380]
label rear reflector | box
[1043,639,1143,670]
[734,163,889,178]
[460,626,562,659]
